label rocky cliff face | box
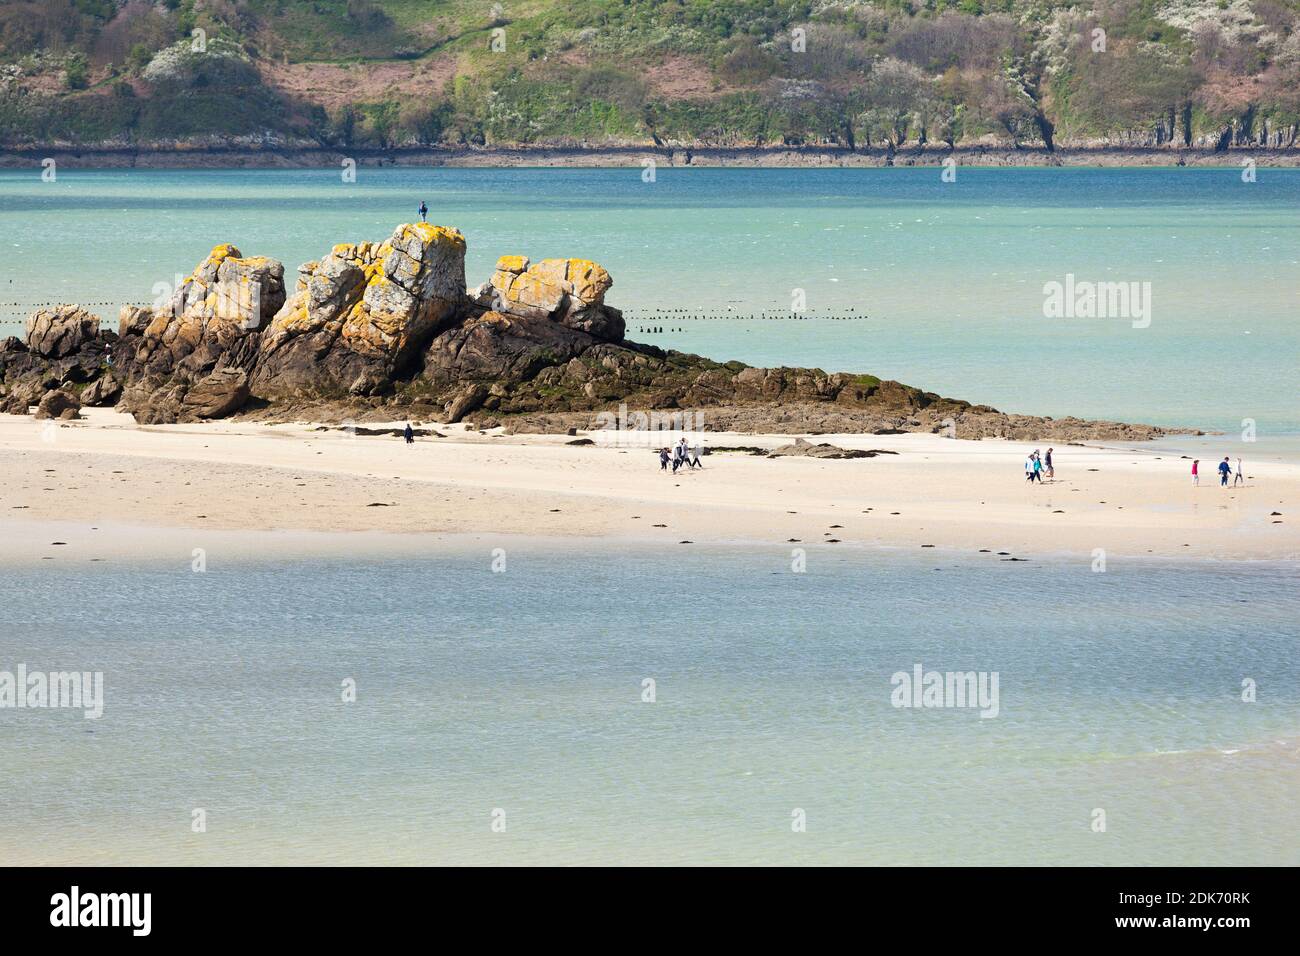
[0,222,1185,441]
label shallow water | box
[1,167,1296,433]
[1,544,1296,865]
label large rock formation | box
[0,305,114,413]
[130,242,284,375]
[253,222,466,398]
[113,242,285,423]
[0,222,1186,441]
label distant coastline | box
[3,143,1299,170]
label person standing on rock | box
[418,201,428,223]
[404,423,414,445]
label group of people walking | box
[1192,457,1244,487]
[1020,446,1247,488]
[1024,448,1054,483]
[660,438,702,473]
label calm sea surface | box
[1,545,1296,865]
[1,167,1297,434]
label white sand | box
[1,409,1295,563]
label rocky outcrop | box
[253,222,466,398]
[424,311,599,388]
[769,438,887,459]
[109,243,285,423]
[130,243,285,375]
[34,389,80,420]
[479,255,623,341]
[181,368,250,419]
[80,373,121,407]
[2,222,1187,441]
[119,368,250,425]
[26,306,100,359]
[0,379,44,415]
[1,306,114,414]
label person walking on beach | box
[418,201,428,223]
[403,422,414,444]
[1025,454,1037,483]
[1234,457,1244,487]
[690,444,703,469]
[1192,459,1199,486]
[1219,456,1232,486]
[1044,447,1054,479]
[1032,450,1043,483]
[659,447,670,471]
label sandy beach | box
[1,409,1293,565]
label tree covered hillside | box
[3,0,1299,150]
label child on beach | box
[659,447,670,471]
[1219,456,1232,486]
[1192,460,1199,486]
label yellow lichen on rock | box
[564,258,613,305]
[489,255,614,321]
[495,255,529,274]
[257,223,467,389]
[530,258,612,306]
[131,241,287,368]
[208,243,242,263]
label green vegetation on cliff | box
[3,0,1299,150]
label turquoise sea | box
[1,545,1297,866]
[1,167,1297,434]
